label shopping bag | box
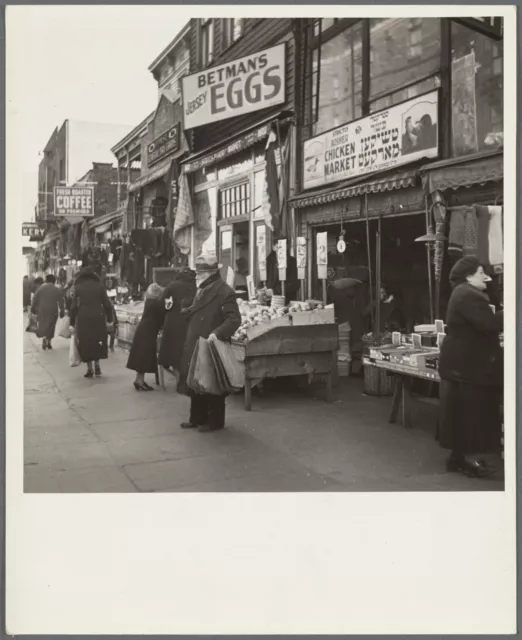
[25,312,38,334]
[208,335,245,391]
[68,334,81,367]
[187,339,201,393]
[55,315,72,339]
[191,337,221,395]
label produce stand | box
[233,311,338,411]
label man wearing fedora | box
[177,252,241,432]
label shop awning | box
[289,170,418,209]
[128,156,173,193]
[94,222,111,234]
[88,207,125,230]
[420,150,503,194]
[181,110,294,174]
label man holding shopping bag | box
[177,252,241,433]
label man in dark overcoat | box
[178,253,241,433]
[31,274,65,350]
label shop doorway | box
[218,220,249,290]
[310,214,436,332]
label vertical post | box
[425,197,434,323]
[375,215,382,346]
[361,19,370,117]
[440,18,452,158]
[364,194,374,328]
[116,164,121,206]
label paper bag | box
[69,335,81,367]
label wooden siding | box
[188,18,296,152]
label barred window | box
[219,182,251,220]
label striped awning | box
[420,150,503,194]
[88,207,125,230]
[128,156,173,193]
[289,170,418,209]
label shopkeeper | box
[363,284,405,333]
[266,236,298,303]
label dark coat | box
[70,270,113,362]
[158,271,197,370]
[23,279,32,306]
[178,273,241,395]
[126,297,165,374]
[439,283,503,387]
[363,296,405,333]
[31,283,65,339]
[266,250,299,302]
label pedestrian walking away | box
[30,274,65,350]
[438,257,504,478]
[177,252,241,433]
[158,267,196,375]
[126,282,165,391]
[69,267,113,378]
[23,276,32,312]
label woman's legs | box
[94,360,101,376]
[84,361,94,378]
[134,372,154,391]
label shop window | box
[313,18,340,37]
[370,18,440,99]
[306,21,363,137]
[200,18,214,68]
[451,21,503,157]
[219,182,251,220]
[222,18,244,48]
[369,75,440,113]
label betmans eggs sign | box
[182,44,286,130]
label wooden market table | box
[234,323,339,411]
[363,357,440,429]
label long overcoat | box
[178,274,241,395]
[439,282,503,387]
[70,270,113,362]
[31,283,65,339]
[158,271,197,370]
[126,297,165,374]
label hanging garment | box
[487,206,503,267]
[462,208,478,257]
[448,208,467,257]
[474,206,491,265]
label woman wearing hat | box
[177,252,241,432]
[438,257,503,477]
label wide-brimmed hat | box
[195,252,221,272]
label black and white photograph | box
[6,5,516,635]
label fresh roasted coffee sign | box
[147,124,180,166]
[182,44,286,129]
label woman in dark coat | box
[31,274,65,350]
[178,253,241,433]
[158,269,196,372]
[126,283,165,391]
[438,257,503,477]
[70,268,113,378]
[23,276,32,311]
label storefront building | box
[181,18,297,285]
[290,17,503,327]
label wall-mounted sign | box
[22,222,45,240]
[54,186,94,218]
[147,124,180,166]
[303,90,439,190]
[256,225,267,282]
[182,44,286,130]
[296,236,307,281]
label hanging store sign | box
[182,44,286,130]
[22,222,45,240]
[53,186,94,218]
[147,124,180,166]
[303,90,439,190]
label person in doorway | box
[438,257,503,477]
[126,283,165,390]
[266,236,299,303]
[158,269,196,375]
[177,252,241,433]
[31,274,65,350]
[23,276,32,312]
[234,257,249,294]
[70,267,113,378]
[363,283,405,334]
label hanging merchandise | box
[173,171,194,255]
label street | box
[24,327,504,493]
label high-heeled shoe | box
[95,366,102,376]
[84,370,94,379]
[133,381,152,391]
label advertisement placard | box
[296,236,307,282]
[147,124,180,166]
[22,222,45,239]
[182,44,286,130]
[303,90,439,190]
[54,186,94,218]
[256,225,267,281]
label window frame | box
[222,18,244,50]
[200,18,214,68]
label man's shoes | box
[198,424,225,433]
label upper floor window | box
[223,18,244,48]
[200,18,214,68]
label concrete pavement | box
[23,327,504,493]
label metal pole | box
[375,215,382,347]
[425,197,434,323]
[275,119,288,238]
[364,193,374,328]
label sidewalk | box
[23,328,504,493]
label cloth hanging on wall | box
[173,171,193,255]
[462,209,478,257]
[487,206,503,268]
[474,205,491,265]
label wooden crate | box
[290,309,335,326]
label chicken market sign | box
[303,90,439,190]
[53,186,94,218]
[182,44,286,129]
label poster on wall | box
[256,225,267,281]
[296,236,307,281]
[182,44,286,130]
[451,52,479,156]
[303,90,439,190]
[316,232,328,280]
